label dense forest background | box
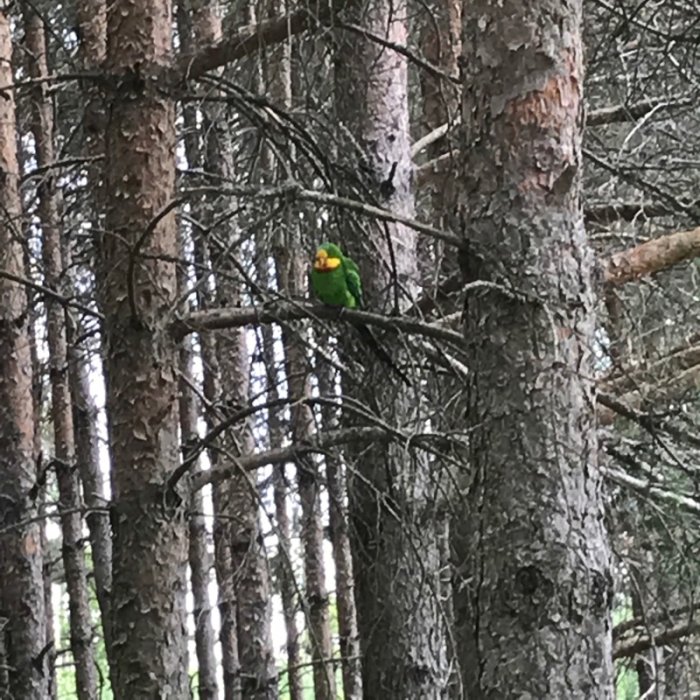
[0,0,698,698]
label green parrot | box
[310,242,409,385]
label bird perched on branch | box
[310,242,409,385]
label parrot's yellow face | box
[313,248,341,272]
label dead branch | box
[175,3,335,82]
[613,620,700,659]
[171,300,465,346]
[603,226,700,285]
[190,426,387,491]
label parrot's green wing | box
[343,256,364,309]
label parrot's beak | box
[313,249,341,272]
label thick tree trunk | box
[453,1,614,697]
[334,0,448,695]
[101,1,189,695]
[0,10,49,699]
[22,7,98,698]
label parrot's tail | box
[356,323,411,386]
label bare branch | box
[174,4,334,82]
[412,124,450,160]
[0,269,103,320]
[613,620,700,659]
[614,605,699,639]
[586,96,693,127]
[174,183,460,247]
[171,300,465,346]
[603,226,700,286]
[602,343,700,396]
[585,201,680,226]
[190,426,387,491]
[600,465,700,517]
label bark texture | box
[603,226,700,286]
[317,363,362,700]
[276,241,336,700]
[258,255,302,700]
[101,1,189,695]
[22,7,98,697]
[335,0,448,694]
[0,9,48,699]
[175,5,222,698]
[179,336,219,700]
[68,332,114,673]
[453,1,614,697]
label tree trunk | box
[257,257,303,700]
[276,240,337,700]
[101,1,189,695]
[178,333,219,700]
[453,1,614,696]
[334,0,448,694]
[67,330,115,681]
[22,7,98,697]
[72,0,114,679]
[0,9,49,699]
[317,362,362,700]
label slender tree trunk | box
[179,3,278,693]
[101,1,189,695]
[334,0,448,694]
[22,7,98,697]
[67,331,114,677]
[453,1,614,696]
[175,7,242,694]
[0,10,48,699]
[317,362,362,700]
[201,328,241,700]
[257,255,303,700]
[179,332,219,700]
[276,240,336,700]
[72,0,115,679]
[28,295,58,700]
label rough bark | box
[603,226,700,286]
[101,1,189,696]
[22,7,98,697]
[0,9,48,699]
[453,1,614,697]
[317,363,362,700]
[334,0,448,694]
[275,241,336,700]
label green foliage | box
[613,596,638,700]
